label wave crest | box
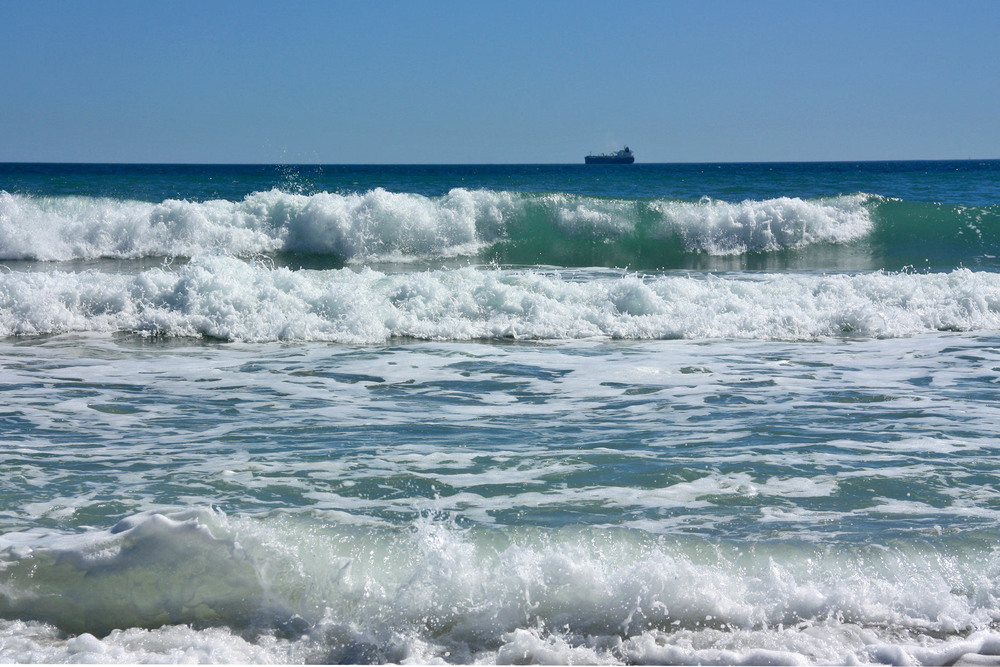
[0,189,875,265]
[4,511,1000,663]
[654,195,875,255]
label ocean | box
[1,160,999,664]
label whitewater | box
[0,188,876,262]
[2,259,1000,341]
[1,161,999,664]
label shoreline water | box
[1,161,999,663]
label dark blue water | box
[2,160,998,203]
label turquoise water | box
[1,161,1000,664]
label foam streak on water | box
[2,333,1000,663]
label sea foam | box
[1,257,997,342]
[653,194,874,254]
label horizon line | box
[1,157,997,167]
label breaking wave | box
[3,510,1000,664]
[1,257,998,342]
[0,189,879,267]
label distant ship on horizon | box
[585,146,635,164]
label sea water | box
[1,161,1000,664]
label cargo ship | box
[585,146,635,164]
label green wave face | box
[865,198,1000,271]
[483,194,1000,272]
[481,193,871,270]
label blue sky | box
[2,0,997,163]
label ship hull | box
[585,155,635,164]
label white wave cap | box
[0,188,514,262]
[653,195,875,254]
[277,187,503,259]
[0,191,281,261]
[1,258,998,342]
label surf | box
[1,257,998,342]
[0,189,882,267]
[4,509,1000,664]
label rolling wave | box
[0,188,878,267]
[3,510,1000,663]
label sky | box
[1,0,997,164]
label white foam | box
[0,188,507,262]
[0,191,281,261]
[6,619,1000,665]
[277,187,498,259]
[652,194,875,254]
[0,620,312,664]
[1,258,999,342]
